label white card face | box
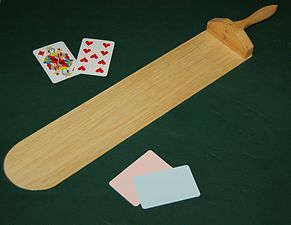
[76,38,115,76]
[134,165,200,209]
[33,41,79,83]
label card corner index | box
[33,47,44,55]
[32,50,39,58]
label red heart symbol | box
[38,50,44,56]
[98,59,106,65]
[83,48,91,54]
[78,65,86,71]
[101,51,108,56]
[96,68,104,73]
[80,57,88,62]
[85,41,93,46]
[90,54,98,59]
[103,43,110,48]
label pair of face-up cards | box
[33,38,115,83]
[109,150,200,209]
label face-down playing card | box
[133,165,200,209]
[76,38,115,76]
[33,41,79,83]
[109,150,172,206]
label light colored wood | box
[4,5,277,190]
[234,5,278,29]
[207,5,278,58]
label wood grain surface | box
[4,5,277,190]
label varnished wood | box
[4,5,277,190]
[207,5,278,58]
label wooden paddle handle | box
[235,5,278,29]
[207,5,278,58]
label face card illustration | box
[33,41,79,83]
[76,38,115,76]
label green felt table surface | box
[0,0,290,224]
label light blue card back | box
[133,165,200,209]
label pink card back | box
[109,150,172,206]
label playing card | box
[134,165,200,209]
[109,150,172,206]
[76,38,115,76]
[33,41,79,83]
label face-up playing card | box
[76,38,115,76]
[33,41,79,83]
[109,150,172,206]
